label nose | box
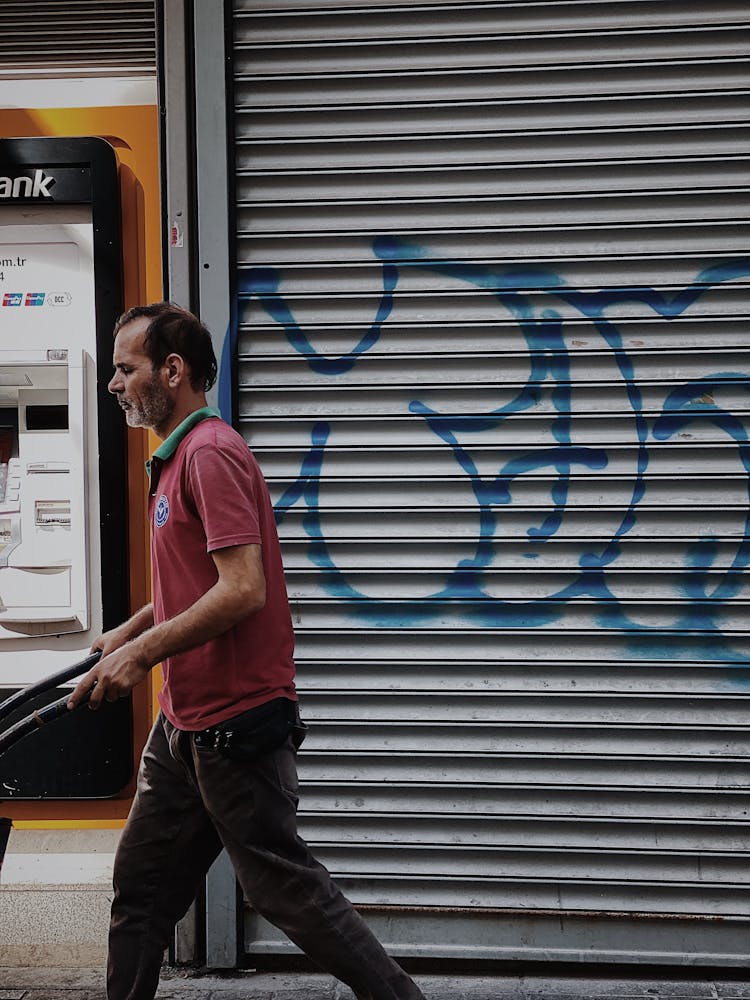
[108,371,123,394]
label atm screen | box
[25,404,69,431]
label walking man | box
[68,302,425,1000]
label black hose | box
[0,652,101,759]
[0,689,94,758]
[0,651,101,725]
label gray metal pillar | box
[191,1,237,968]
[160,0,238,970]
[161,0,195,310]
[205,849,240,969]
[193,0,232,418]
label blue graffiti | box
[238,246,750,659]
[244,265,398,376]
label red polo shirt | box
[147,409,296,730]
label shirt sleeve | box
[187,441,263,552]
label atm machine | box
[0,137,131,797]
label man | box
[68,302,425,1000]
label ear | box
[163,353,187,388]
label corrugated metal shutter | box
[0,1,156,75]
[232,0,750,964]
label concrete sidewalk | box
[1,968,749,1000]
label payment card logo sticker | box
[155,494,170,528]
[47,292,72,307]
[24,292,45,306]
[2,293,22,306]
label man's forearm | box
[93,604,155,656]
[68,545,265,711]
[121,603,155,641]
[134,580,261,669]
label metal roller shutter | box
[231,0,750,964]
[0,1,156,75]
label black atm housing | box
[0,136,132,798]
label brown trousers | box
[107,713,425,1000]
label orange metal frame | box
[0,105,162,827]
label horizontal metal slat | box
[2,3,152,16]
[239,315,748,350]
[289,603,750,633]
[245,909,750,964]
[250,420,749,452]
[280,538,749,570]
[0,48,155,63]
[266,388,723,413]
[232,27,747,77]
[235,125,750,170]
[293,629,750,663]
[234,0,743,23]
[262,342,718,380]
[303,843,750,886]
[240,260,750,292]
[252,442,750,479]
[234,58,750,107]
[3,1,154,6]
[277,508,750,544]
[286,582,750,608]
[240,348,750,387]
[241,381,749,404]
[289,611,750,636]
[242,382,750,420]
[296,752,750,790]
[266,475,750,511]
[292,782,750,823]
[240,250,750,273]
[240,295,749,330]
[294,659,750,694]
[287,869,750,916]
[288,587,750,611]
[235,1,750,39]
[294,812,750,852]
[248,399,750,425]
[0,20,154,33]
[236,258,750,292]
[236,93,750,142]
[237,159,750,205]
[294,720,750,756]
[238,190,750,231]
[295,691,750,725]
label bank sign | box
[0,166,91,203]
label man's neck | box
[154,395,209,440]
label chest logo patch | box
[155,494,170,528]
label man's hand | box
[67,605,155,711]
[68,640,151,711]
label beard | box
[118,375,175,433]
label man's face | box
[108,317,175,434]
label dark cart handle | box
[0,652,102,759]
[0,651,101,725]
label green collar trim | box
[146,407,220,474]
